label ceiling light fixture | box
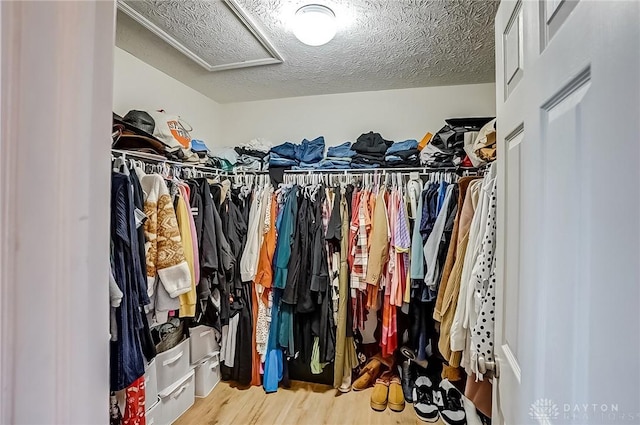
[292,4,337,47]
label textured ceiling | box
[120,0,272,66]
[116,0,499,103]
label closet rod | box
[111,149,227,175]
[231,169,269,175]
[283,166,485,174]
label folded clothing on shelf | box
[296,136,325,163]
[326,141,356,158]
[385,147,421,167]
[269,151,298,167]
[386,139,418,155]
[385,157,421,168]
[270,141,298,159]
[325,156,352,163]
[292,158,352,170]
[235,146,269,160]
[210,147,238,165]
[352,132,393,155]
[351,162,381,169]
[191,139,210,153]
[422,117,495,168]
[385,148,420,162]
[237,153,268,171]
[208,157,234,172]
[352,153,386,168]
[269,136,325,168]
[241,137,273,154]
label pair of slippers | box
[370,371,405,412]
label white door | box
[494,1,640,424]
[0,1,115,423]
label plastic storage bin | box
[189,325,217,364]
[145,398,162,425]
[156,338,190,393]
[144,359,158,412]
[158,370,195,425]
[194,353,221,398]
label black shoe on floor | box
[436,380,466,425]
[412,376,440,423]
[400,360,416,403]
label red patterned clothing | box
[122,376,145,425]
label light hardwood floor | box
[175,380,445,425]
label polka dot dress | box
[470,177,497,379]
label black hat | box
[113,111,167,155]
[114,110,162,141]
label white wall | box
[220,83,496,147]
[112,51,495,149]
[113,47,222,145]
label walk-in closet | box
[1,1,639,425]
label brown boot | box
[370,371,391,411]
[387,374,405,412]
[352,358,382,391]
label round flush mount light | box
[293,4,337,46]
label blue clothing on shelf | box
[386,139,418,154]
[270,142,298,159]
[270,151,299,167]
[351,162,381,169]
[295,136,325,163]
[327,141,356,158]
[293,159,352,170]
[316,160,351,169]
[325,156,351,163]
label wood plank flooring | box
[176,380,444,425]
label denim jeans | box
[270,142,298,159]
[327,141,356,158]
[293,159,352,170]
[386,139,418,154]
[325,156,352,162]
[317,160,351,169]
[351,162,380,169]
[295,136,325,163]
[270,151,298,167]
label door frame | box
[0,1,116,423]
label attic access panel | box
[117,0,284,71]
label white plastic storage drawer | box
[194,353,221,398]
[159,370,195,425]
[156,338,190,393]
[145,398,162,425]
[144,359,158,412]
[189,325,217,364]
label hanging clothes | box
[110,157,497,398]
[450,167,495,372]
[175,185,197,318]
[331,185,359,389]
[220,189,252,385]
[365,186,389,306]
[110,172,148,391]
[434,177,482,381]
[255,192,277,362]
[469,169,498,379]
[138,172,191,324]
